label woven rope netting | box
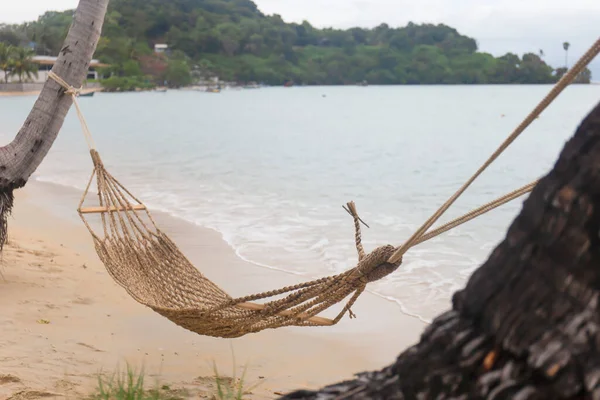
[78,150,401,338]
[45,37,599,339]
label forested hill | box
[0,0,590,85]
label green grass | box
[87,351,262,400]
[88,364,186,400]
[212,362,249,400]
[212,346,263,400]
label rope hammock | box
[47,37,599,339]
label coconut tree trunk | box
[281,101,600,399]
[0,0,109,249]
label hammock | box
[76,150,538,338]
[46,38,599,339]
[78,156,400,338]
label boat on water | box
[79,91,95,97]
[243,81,261,89]
[154,87,168,93]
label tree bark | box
[281,101,600,399]
[0,0,108,249]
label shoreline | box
[0,179,426,398]
[0,87,103,97]
[34,175,434,325]
[0,82,585,99]
[0,90,41,97]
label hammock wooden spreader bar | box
[79,204,147,213]
[45,37,599,339]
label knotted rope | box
[48,71,97,151]
[343,201,369,260]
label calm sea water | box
[1,85,599,322]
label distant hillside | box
[0,0,591,85]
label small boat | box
[243,82,261,89]
[206,87,221,93]
[154,87,167,93]
[79,91,95,97]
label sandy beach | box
[0,91,41,97]
[0,180,426,399]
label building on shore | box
[154,44,169,54]
[0,56,109,92]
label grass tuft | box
[212,347,262,400]
[213,362,248,400]
[87,349,262,400]
[88,363,186,400]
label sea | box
[1,85,598,323]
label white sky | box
[2,0,599,76]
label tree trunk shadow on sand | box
[281,101,600,399]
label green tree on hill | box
[165,59,192,87]
[555,66,592,84]
[0,0,588,87]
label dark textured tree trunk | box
[281,101,600,399]
[0,0,108,249]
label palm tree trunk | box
[282,101,600,399]
[0,0,109,249]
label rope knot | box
[354,244,401,283]
[65,86,82,97]
[47,71,97,151]
[48,71,82,97]
[342,201,401,284]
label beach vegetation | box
[88,354,260,400]
[9,46,38,83]
[89,363,187,400]
[0,42,39,83]
[0,42,15,83]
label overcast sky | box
[3,0,599,77]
